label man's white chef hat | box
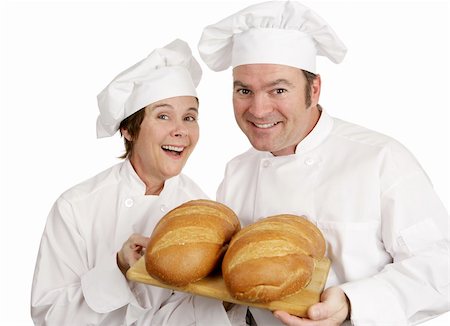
[96,39,202,138]
[198,0,347,73]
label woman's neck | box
[129,157,165,195]
[145,182,164,196]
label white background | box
[1,0,448,325]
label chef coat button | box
[160,204,168,213]
[124,198,134,207]
[304,158,314,166]
[262,160,271,168]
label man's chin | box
[249,140,274,153]
[249,140,296,156]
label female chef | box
[30,39,231,325]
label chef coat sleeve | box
[340,149,450,325]
[31,196,146,325]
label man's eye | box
[237,89,251,95]
[158,114,169,120]
[275,89,287,94]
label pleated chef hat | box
[198,1,347,73]
[96,39,202,138]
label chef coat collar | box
[294,109,333,155]
[120,159,145,195]
[120,159,178,197]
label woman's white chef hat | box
[198,1,347,73]
[96,39,202,138]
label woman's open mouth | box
[161,145,185,156]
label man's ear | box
[311,74,321,106]
[121,128,132,141]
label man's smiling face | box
[232,64,321,156]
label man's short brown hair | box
[302,70,318,109]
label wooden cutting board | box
[127,256,330,317]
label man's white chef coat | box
[217,111,449,325]
[31,159,232,326]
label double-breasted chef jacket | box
[31,159,232,326]
[217,110,449,326]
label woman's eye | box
[184,116,197,122]
[158,114,169,120]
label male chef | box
[198,1,449,325]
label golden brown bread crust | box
[222,214,325,303]
[145,199,240,286]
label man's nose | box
[248,94,272,118]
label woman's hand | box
[117,233,150,276]
[273,287,350,325]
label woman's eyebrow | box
[151,104,198,113]
[151,103,173,110]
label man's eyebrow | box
[266,79,295,88]
[233,80,248,88]
[233,79,295,89]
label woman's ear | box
[121,128,132,141]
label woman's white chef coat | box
[31,159,232,326]
[217,110,449,326]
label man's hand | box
[273,286,350,325]
[117,233,150,276]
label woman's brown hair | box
[118,108,146,159]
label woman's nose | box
[171,123,188,137]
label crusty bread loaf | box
[222,214,325,303]
[145,199,240,286]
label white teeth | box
[254,122,278,129]
[162,145,184,152]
